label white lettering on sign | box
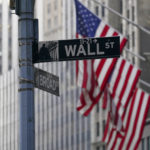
[39,74,58,91]
[64,43,105,57]
[96,43,105,55]
[105,42,115,49]
[76,45,86,56]
[65,45,77,57]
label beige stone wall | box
[43,0,63,41]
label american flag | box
[103,88,150,150]
[109,57,141,108]
[101,58,141,132]
[75,0,127,116]
[74,1,150,150]
[108,57,141,126]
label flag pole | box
[90,0,147,62]
[91,0,150,35]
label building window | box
[88,1,91,9]
[95,6,99,16]
[127,9,130,19]
[8,11,12,25]
[96,146,100,150]
[76,134,79,145]
[54,1,57,10]
[0,39,1,52]
[132,6,135,21]
[48,19,51,28]
[120,0,123,14]
[103,145,106,150]
[102,3,105,17]
[132,31,135,47]
[147,109,150,121]
[54,16,58,25]
[96,122,100,137]
[47,3,51,14]
[96,102,99,113]
[141,138,145,150]
[132,57,135,64]
[0,56,2,74]
[127,34,130,48]
[87,130,90,140]
[8,48,12,70]
[120,23,123,33]
[147,136,150,150]
[103,120,106,134]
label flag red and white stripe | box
[103,88,150,150]
[109,57,141,108]
[93,21,127,91]
[95,21,127,52]
[76,59,101,116]
[108,57,141,126]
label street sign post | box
[33,36,120,63]
[18,0,35,150]
[34,68,59,96]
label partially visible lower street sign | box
[34,67,59,96]
[33,36,120,63]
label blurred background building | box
[0,0,18,74]
[0,0,150,150]
[0,2,2,73]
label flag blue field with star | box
[74,0,101,37]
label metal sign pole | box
[18,0,35,149]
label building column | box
[2,0,8,73]
[11,15,18,68]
